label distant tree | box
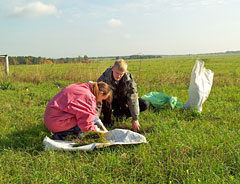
[43,59,53,64]
[12,58,18,65]
[37,57,44,64]
[82,59,91,63]
[26,58,32,65]
[17,56,26,64]
[0,58,4,65]
[65,57,70,63]
[56,59,64,64]
[84,55,88,60]
[77,56,83,62]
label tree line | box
[0,54,162,65]
[91,55,162,60]
[0,55,89,65]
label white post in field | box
[5,55,9,76]
[0,55,9,76]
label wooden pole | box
[5,55,9,76]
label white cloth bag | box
[184,59,214,112]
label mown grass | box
[0,55,240,183]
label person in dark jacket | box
[97,59,148,132]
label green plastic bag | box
[141,92,183,109]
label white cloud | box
[108,18,122,27]
[10,1,58,18]
[123,33,131,39]
[103,29,112,34]
[200,0,225,7]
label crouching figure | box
[44,81,112,140]
[97,59,149,132]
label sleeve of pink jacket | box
[67,95,98,132]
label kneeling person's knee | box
[139,98,149,112]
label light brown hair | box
[91,82,112,103]
[113,59,127,72]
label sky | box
[0,0,240,58]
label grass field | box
[0,55,240,183]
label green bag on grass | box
[141,92,183,109]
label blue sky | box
[1,0,240,58]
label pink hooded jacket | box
[44,82,97,133]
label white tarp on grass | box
[43,129,147,151]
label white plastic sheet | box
[184,59,214,112]
[43,129,147,151]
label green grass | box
[0,55,240,183]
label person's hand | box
[132,120,140,132]
[95,125,108,133]
[101,125,108,133]
[98,130,108,134]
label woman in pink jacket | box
[44,81,112,140]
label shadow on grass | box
[0,121,150,155]
[150,105,202,121]
[0,123,50,154]
[177,108,202,121]
[0,117,152,155]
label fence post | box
[5,55,9,76]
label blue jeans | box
[51,117,99,140]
